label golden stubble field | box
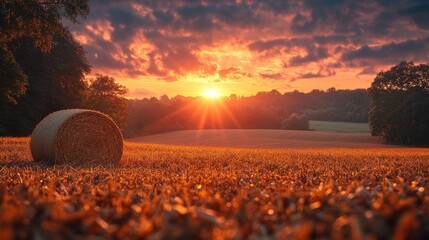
[1,137,429,239]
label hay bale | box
[30,109,123,164]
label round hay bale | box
[30,109,123,164]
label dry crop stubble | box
[1,139,429,239]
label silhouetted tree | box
[369,61,429,144]
[281,114,310,130]
[0,0,89,105]
[83,75,128,129]
[0,32,90,136]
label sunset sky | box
[67,0,429,98]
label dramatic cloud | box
[259,73,283,80]
[296,67,336,80]
[341,38,429,66]
[358,67,378,76]
[67,0,429,96]
[218,67,252,79]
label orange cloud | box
[65,0,429,97]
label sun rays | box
[140,94,242,133]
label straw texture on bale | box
[30,109,123,164]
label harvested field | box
[309,121,370,133]
[1,137,429,239]
[130,129,398,148]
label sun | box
[203,88,221,99]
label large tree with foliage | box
[0,32,91,136]
[83,75,128,129]
[369,61,429,145]
[0,0,89,105]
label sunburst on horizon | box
[202,88,221,99]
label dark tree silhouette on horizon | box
[369,61,429,145]
[281,114,310,130]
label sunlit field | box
[309,121,370,133]
[1,137,429,239]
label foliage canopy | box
[83,75,128,129]
[369,61,429,145]
[0,0,89,105]
[0,32,90,136]
[0,43,27,106]
[0,0,89,51]
[281,114,310,130]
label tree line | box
[125,88,370,137]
